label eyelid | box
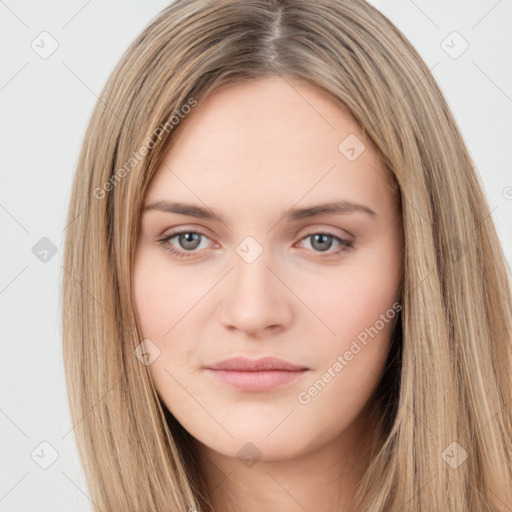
[159,224,216,239]
[295,224,354,241]
[160,224,353,242]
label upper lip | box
[205,356,308,372]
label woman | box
[61,0,512,510]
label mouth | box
[204,356,309,392]
[204,368,309,392]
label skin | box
[132,75,403,512]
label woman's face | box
[132,76,403,464]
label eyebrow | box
[143,199,377,223]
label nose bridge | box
[217,235,292,334]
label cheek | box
[132,266,170,339]
[307,281,396,392]
[132,248,209,339]
[293,266,399,442]
[132,250,203,400]
[297,253,401,345]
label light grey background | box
[1,1,510,510]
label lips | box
[204,356,309,392]
[204,356,308,372]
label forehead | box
[144,76,397,222]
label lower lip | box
[205,369,308,392]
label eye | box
[158,230,214,258]
[296,232,354,256]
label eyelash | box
[157,229,354,259]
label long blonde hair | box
[61,0,512,510]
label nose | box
[217,248,293,337]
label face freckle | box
[132,75,403,467]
